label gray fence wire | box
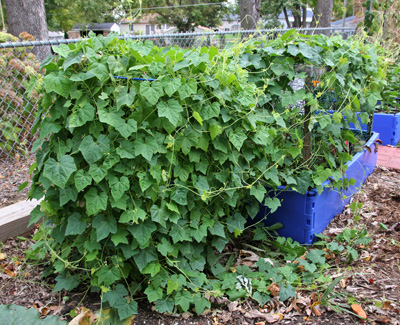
[0,27,356,202]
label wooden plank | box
[0,199,42,242]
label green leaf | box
[134,137,158,162]
[85,188,108,216]
[160,76,181,97]
[226,213,246,234]
[157,99,183,127]
[133,247,158,272]
[306,249,326,265]
[140,81,163,105]
[96,265,121,286]
[111,229,129,246]
[89,164,107,183]
[54,271,80,292]
[79,136,104,164]
[264,197,281,213]
[103,284,128,307]
[43,72,72,98]
[59,186,78,206]
[116,87,136,109]
[144,284,163,303]
[193,294,210,315]
[278,283,296,302]
[109,176,130,201]
[250,184,266,203]
[178,79,197,100]
[175,290,192,312]
[74,170,92,192]
[93,214,118,241]
[193,111,203,126]
[114,300,138,321]
[228,128,247,151]
[28,205,44,227]
[209,124,222,141]
[63,51,82,71]
[65,212,86,236]
[89,62,109,82]
[171,186,188,205]
[155,298,174,314]
[0,304,66,325]
[128,220,157,248]
[199,102,220,120]
[117,119,137,139]
[119,208,147,224]
[43,155,77,188]
[142,261,161,277]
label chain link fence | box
[0,27,355,203]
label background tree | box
[3,0,50,59]
[240,0,261,30]
[3,0,49,40]
[310,0,333,35]
[124,0,229,33]
[45,0,122,33]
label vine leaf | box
[109,176,130,201]
[228,128,247,151]
[96,265,121,286]
[74,170,92,192]
[65,212,86,236]
[134,137,158,161]
[93,214,117,241]
[69,103,95,128]
[79,136,104,164]
[140,81,164,105]
[85,188,108,216]
[157,99,183,126]
[128,220,157,248]
[250,184,266,203]
[43,155,77,189]
[160,76,181,97]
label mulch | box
[0,163,399,324]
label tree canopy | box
[45,0,121,32]
[123,0,229,33]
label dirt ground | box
[0,165,399,324]
[0,155,34,208]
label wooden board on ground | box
[0,199,41,242]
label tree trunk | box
[3,0,50,59]
[240,0,261,30]
[310,0,333,36]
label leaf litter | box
[0,163,400,324]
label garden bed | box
[251,132,379,244]
[373,112,400,146]
[0,167,399,324]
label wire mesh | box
[0,27,356,202]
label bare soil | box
[0,166,399,324]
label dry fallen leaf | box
[351,304,367,322]
[244,310,281,323]
[312,306,322,316]
[69,310,95,325]
[267,283,280,297]
[4,269,16,277]
[0,253,6,260]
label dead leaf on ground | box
[351,304,367,322]
[267,283,280,297]
[4,269,16,277]
[0,253,6,260]
[69,310,95,325]
[244,310,281,323]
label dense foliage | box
[28,30,385,319]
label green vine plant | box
[25,30,386,319]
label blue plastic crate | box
[251,132,379,245]
[372,113,400,146]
